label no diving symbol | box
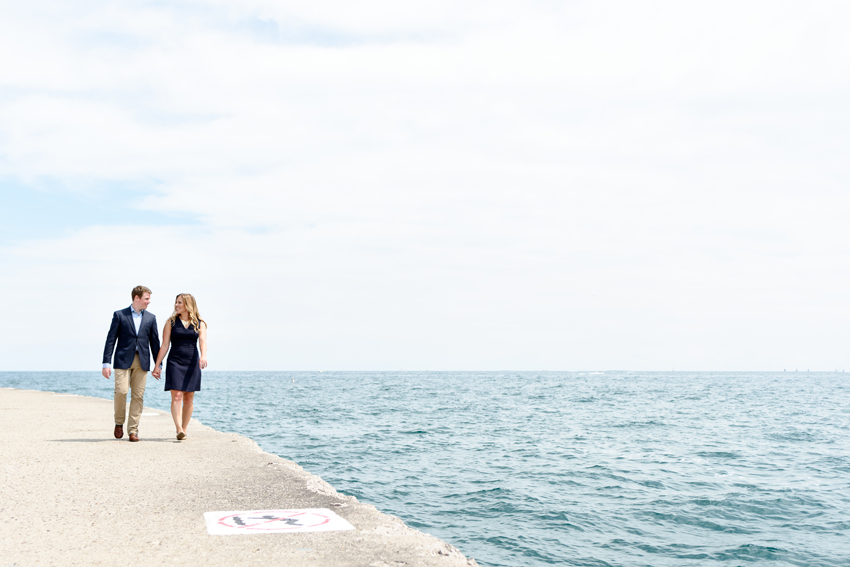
[219,511,329,531]
[204,508,355,535]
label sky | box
[1,0,849,371]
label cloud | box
[1,0,849,370]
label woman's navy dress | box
[164,320,201,392]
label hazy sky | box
[1,1,848,371]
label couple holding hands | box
[102,285,208,442]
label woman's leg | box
[181,391,195,432]
[170,390,185,433]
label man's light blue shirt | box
[130,305,143,334]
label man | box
[102,285,161,442]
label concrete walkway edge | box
[0,388,478,567]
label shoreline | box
[0,388,477,566]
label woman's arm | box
[199,321,207,370]
[152,322,172,379]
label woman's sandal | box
[177,432,186,440]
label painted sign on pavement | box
[204,508,354,535]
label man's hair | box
[131,285,152,300]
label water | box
[2,371,849,566]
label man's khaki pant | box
[114,354,147,435]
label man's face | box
[133,292,151,311]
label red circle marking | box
[217,511,331,530]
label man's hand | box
[152,367,161,380]
[102,367,112,379]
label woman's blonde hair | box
[169,293,206,333]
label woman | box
[152,293,207,440]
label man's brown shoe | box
[114,425,124,439]
[128,433,139,442]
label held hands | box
[152,366,162,380]
[199,357,208,370]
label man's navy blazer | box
[102,307,161,371]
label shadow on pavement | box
[49,438,177,443]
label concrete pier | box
[0,389,477,566]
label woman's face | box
[175,296,186,315]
